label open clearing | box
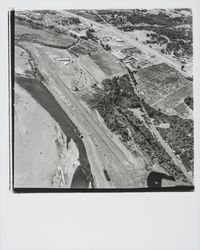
[90,51,126,76]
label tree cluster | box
[142,102,193,172]
[87,75,190,182]
[86,29,98,41]
[184,96,193,110]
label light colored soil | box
[15,46,32,75]
[14,83,79,188]
[90,51,126,76]
[79,55,107,82]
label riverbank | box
[15,75,93,188]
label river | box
[16,75,93,188]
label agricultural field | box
[153,83,193,112]
[78,55,107,82]
[69,40,100,55]
[16,10,82,33]
[90,51,126,76]
[135,63,191,108]
[173,102,193,119]
[15,24,78,48]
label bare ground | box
[14,83,80,188]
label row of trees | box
[99,10,192,28]
[100,41,111,51]
[120,24,193,56]
[146,33,168,45]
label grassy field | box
[15,24,77,48]
[80,55,107,82]
[69,40,100,55]
[90,51,125,76]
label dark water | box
[16,75,92,188]
[147,171,175,188]
[71,166,90,188]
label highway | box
[58,10,192,78]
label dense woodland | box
[184,96,193,110]
[87,75,193,182]
[142,102,193,172]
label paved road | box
[59,10,192,78]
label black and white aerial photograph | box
[12,8,194,191]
